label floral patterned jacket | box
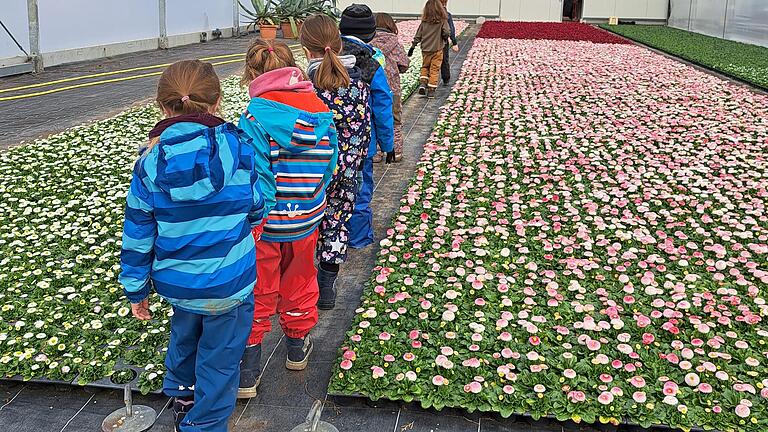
[371,29,410,103]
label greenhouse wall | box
[0,0,240,74]
[337,0,669,22]
[581,0,669,23]
[0,0,30,67]
[669,0,768,48]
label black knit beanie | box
[339,4,377,42]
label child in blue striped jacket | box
[236,39,338,398]
[119,60,265,432]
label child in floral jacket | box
[372,13,410,162]
[300,14,372,310]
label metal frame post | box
[159,0,168,49]
[233,0,240,37]
[722,0,729,39]
[27,0,41,72]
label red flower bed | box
[477,21,632,44]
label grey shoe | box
[427,89,436,99]
[417,85,427,96]
[238,344,262,399]
[317,267,338,310]
[286,335,313,371]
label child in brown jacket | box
[408,0,450,98]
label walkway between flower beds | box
[0,23,565,432]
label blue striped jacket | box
[119,121,265,315]
[240,97,338,243]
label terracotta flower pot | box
[280,21,298,39]
[259,24,279,40]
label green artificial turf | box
[600,25,768,89]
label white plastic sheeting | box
[669,0,768,48]
[582,0,669,21]
[335,0,502,16]
[38,0,159,52]
[724,0,768,47]
[0,0,30,59]
[167,0,233,36]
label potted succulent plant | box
[240,0,279,40]
[276,0,340,39]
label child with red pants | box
[236,39,338,398]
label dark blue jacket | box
[447,12,457,46]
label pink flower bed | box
[477,21,631,44]
[330,35,768,431]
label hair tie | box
[181,95,190,102]
[324,46,331,53]
[267,46,274,53]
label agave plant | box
[274,0,339,37]
[240,0,278,28]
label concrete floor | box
[0,35,282,149]
[0,26,658,432]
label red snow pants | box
[247,229,319,346]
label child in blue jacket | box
[338,3,396,249]
[119,60,264,432]
[236,39,339,399]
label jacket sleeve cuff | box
[124,282,151,304]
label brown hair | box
[156,60,221,116]
[299,14,351,92]
[242,38,297,84]
[375,12,398,34]
[422,0,447,24]
[440,0,448,6]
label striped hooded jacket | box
[119,118,265,315]
[239,67,339,243]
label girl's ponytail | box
[299,14,351,92]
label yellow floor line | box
[0,58,244,102]
[0,52,248,95]
[0,43,302,97]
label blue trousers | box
[347,156,375,249]
[163,296,254,432]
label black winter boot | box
[317,266,339,310]
[285,335,313,371]
[172,396,194,432]
[237,344,262,399]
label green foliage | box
[600,25,768,89]
[240,0,278,26]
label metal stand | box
[290,401,339,432]
[101,385,157,432]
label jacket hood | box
[342,36,380,83]
[245,97,335,154]
[307,55,361,81]
[248,67,314,98]
[148,122,242,203]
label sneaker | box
[427,89,436,99]
[286,335,313,371]
[172,397,194,432]
[317,267,338,310]
[417,85,427,96]
[371,153,383,163]
[237,344,262,399]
